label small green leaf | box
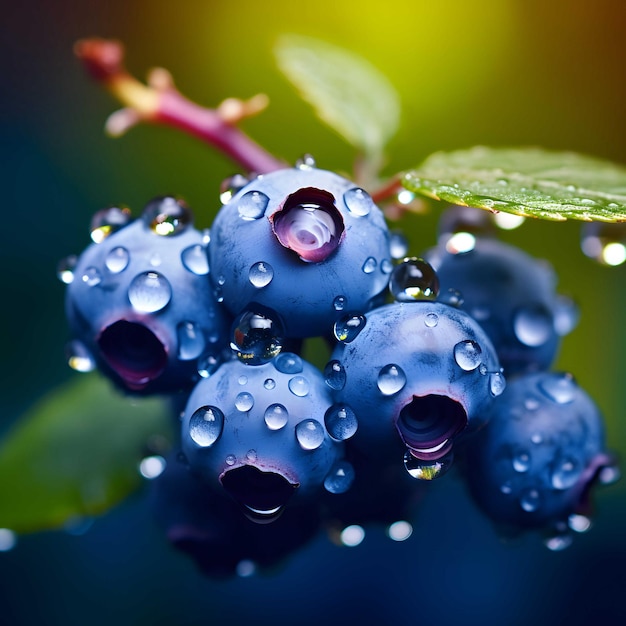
[0,374,173,534]
[275,35,400,157]
[403,146,626,222]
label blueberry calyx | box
[269,187,345,262]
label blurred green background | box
[1,1,625,624]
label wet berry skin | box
[425,237,576,376]
[208,166,392,339]
[180,353,348,522]
[463,371,617,535]
[64,197,231,394]
[330,301,504,468]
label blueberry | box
[462,371,619,548]
[64,196,231,394]
[424,237,578,375]
[208,166,392,338]
[180,353,349,522]
[330,301,504,478]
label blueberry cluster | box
[61,163,618,576]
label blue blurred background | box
[1,1,625,624]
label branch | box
[74,38,286,174]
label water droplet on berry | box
[66,340,96,372]
[333,296,347,311]
[264,403,289,430]
[323,460,355,494]
[128,271,172,313]
[177,321,206,360]
[324,360,346,391]
[512,449,531,472]
[295,419,325,450]
[288,375,310,397]
[81,267,102,287]
[519,488,541,512]
[263,378,276,390]
[404,449,453,480]
[189,406,224,447]
[57,255,77,284]
[238,375,248,385]
[389,230,409,259]
[237,190,269,220]
[143,196,192,236]
[581,221,626,266]
[513,305,553,347]
[489,372,506,397]
[149,253,162,267]
[544,532,573,551]
[324,404,358,440]
[362,257,377,274]
[453,340,482,371]
[274,352,303,374]
[197,355,219,378]
[538,372,576,404]
[295,154,317,169]
[343,187,372,216]
[500,482,513,494]
[334,313,366,343]
[599,464,620,485]
[225,454,236,466]
[553,295,579,336]
[219,173,250,204]
[181,244,209,275]
[235,392,254,412]
[248,261,274,288]
[551,455,582,489]
[440,289,464,308]
[381,258,393,274]
[90,206,133,243]
[245,449,257,462]
[568,513,592,533]
[104,246,130,274]
[376,364,407,396]
[389,258,439,301]
[231,309,283,365]
[424,313,439,328]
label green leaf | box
[0,374,173,534]
[275,35,400,157]
[403,146,626,222]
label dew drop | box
[381,258,394,274]
[324,360,346,391]
[389,258,439,302]
[143,196,192,236]
[581,221,626,266]
[361,257,377,274]
[288,375,310,397]
[90,206,132,243]
[181,244,210,275]
[177,321,206,360]
[376,364,407,396]
[389,230,409,259]
[544,533,573,551]
[340,525,365,547]
[264,403,289,430]
[538,372,577,404]
[128,271,172,313]
[453,340,482,371]
[440,288,464,308]
[599,465,620,485]
[424,313,439,328]
[238,375,248,385]
[295,154,317,169]
[489,372,506,397]
[568,513,592,533]
[219,173,249,204]
[512,449,531,473]
[246,449,257,462]
[189,406,224,447]
[139,455,166,479]
[235,392,254,412]
[333,296,347,311]
[231,309,283,365]
[551,455,581,490]
[519,488,541,512]
[323,460,355,494]
[57,255,78,284]
[324,404,358,441]
[553,295,579,336]
[333,313,366,343]
[105,247,130,273]
[343,187,372,217]
[81,266,102,287]
[404,449,453,480]
[513,305,553,347]
[387,520,413,542]
[197,355,219,378]
[225,454,236,466]
[274,352,303,374]
[263,378,276,390]
[65,340,96,373]
[295,419,325,450]
[500,482,513,495]
[248,261,274,288]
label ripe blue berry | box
[425,237,578,375]
[180,353,350,522]
[63,196,231,394]
[329,301,504,478]
[208,165,392,338]
[463,371,619,548]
